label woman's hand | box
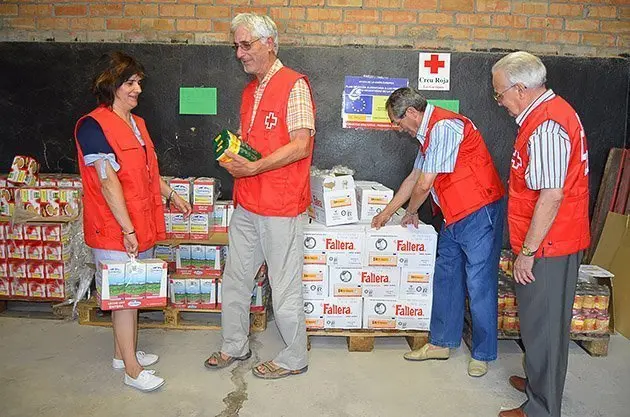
[123,232,139,257]
[171,193,192,217]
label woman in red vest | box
[74,52,191,392]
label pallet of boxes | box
[1,155,85,318]
[303,168,437,352]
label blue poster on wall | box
[342,76,408,130]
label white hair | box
[492,51,547,89]
[230,13,279,54]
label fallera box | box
[328,266,362,297]
[303,220,365,267]
[141,259,167,300]
[192,177,218,213]
[309,172,358,226]
[170,213,190,239]
[355,181,394,222]
[361,267,400,299]
[170,278,187,307]
[200,278,217,308]
[363,299,397,329]
[190,213,210,240]
[302,264,328,300]
[186,279,202,305]
[323,297,363,329]
[365,220,437,269]
[304,299,324,329]
[395,299,432,330]
[399,267,433,299]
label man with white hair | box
[492,51,590,417]
[204,13,315,380]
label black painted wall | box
[1,42,628,213]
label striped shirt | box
[246,59,315,137]
[413,104,464,206]
[516,89,570,190]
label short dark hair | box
[385,87,428,119]
[91,51,145,106]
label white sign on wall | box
[418,52,451,91]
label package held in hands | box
[98,258,168,310]
[213,130,261,162]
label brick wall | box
[0,0,628,57]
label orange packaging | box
[583,310,597,332]
[504,293,516,310]
[0,277,10,296]
[503,311,517,331]
[594,294,609,312]
[582,294,595,309]
[595,314,610,332]
[28,279,46,298]
[27,260,45,279]
[498,292,506,312]
[25,242,44,260]
[572,294,584,310]
[24,224,43,241]
[46,280,65,300]
[571,313,585,333]
[10,277,29,297]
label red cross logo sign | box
[424,54,445,74]
[265,112,277,130]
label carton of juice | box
[170,279,187,307]
[199,278,217,308]
[124,261,146,300]
[192,177,218,213]
[190,213,210,240]
[185,279,202,306]
[140,259,167,303]
[170,213,190,239]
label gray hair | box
[385,87,428,119]
[492,51,547,89]
[230,13,279,54]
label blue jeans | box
[429,199,504,361]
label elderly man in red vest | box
[492,51,590,417]
[204,13,315,380]
[373,87,505,378]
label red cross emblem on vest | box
[265,112,278,130]
[511,150,523,170]
[424,54,445,74]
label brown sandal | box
[204,350,251,369]
[252,361,308,379]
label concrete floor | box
[1,316,629,417]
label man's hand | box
[371,211,392,230]
[219,151,261,178]
[401,212,419,228]
[513,253,536,285]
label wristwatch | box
[405,209,418,217]
[521,245,536,257]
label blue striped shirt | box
[413,104,464,206]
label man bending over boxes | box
[372,87,505,377]
[204,13,315,379]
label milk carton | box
[98,260,127,307]
[302,264,328,300]
[303,220,364,267]
[170,213,190,239]
[169,178,192,209]
[176,245,192,273]
[204,246,225,274]
[192,177,218,213]
[141,259,168,301]
[365,220,437,269]
[360,267,400,299]
[200,278,217,308]
[216,280,222,308]
[304,299,325,329]
[190,245,206,274]
[399,267,433,299]
[310,172,358,226]
[363,298,397,329]
[355,181,393,222]
[186,279,202,306]
[124,261,146,301]
[190,213,210,240]
[323,297,363,329]
[170,279,187,307]
[394,299,432,330]
[164,212,172,238]
[328,267,362,297]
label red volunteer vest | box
[74,106,166,252]
[508,95,590,257]
[421,107,505,225]
[234,67,315,216]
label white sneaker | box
[124,370,165,392]
[112,351,159,369]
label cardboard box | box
[360,267,400,299]
[302,264,328,300]
[365,221,437,268]
[10,277,29,297]
[59,188,80,217]
[200,278,217,308]
[303,220,364,267]
[216,280,222,308]
[328,267,362,297]
[46,279,64,299]
[304,299,325,329]
[8,240,25,259]
[0,242,5,260]
[169,178,192,209]
[323,297,363,329]
[164,212,172,238]
[355,181,393,222]
[192,177,218,213]
[27,260,45,279]
[394,299,432,330]
[170,213,190,239]
[0,187,15,216]
[42,224,69,243]
[40,188,60,217]
[590,212,630,338]
[24,224,43,241]
[0,260,7,278]
[8,260,27,278]
[363,298,397,329]
[142,259,167,300]
[99,259,166,310]
[212,201,234,232]
[6,224,24,241]
[190,213,210,240]
[310,173,358,226]
[8,156,38,186]
[44,261,66,280]
[170,278,187,307]
[0,277,10,296]
[28,278,46,298]
[25,242,43,260]
[175,245,192,274]
[399,267,433,299]
[17,188,41,216]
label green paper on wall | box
[428,99,459,113]
[179,87,217,115]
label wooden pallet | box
[77,297,267,332]
[462,318,610,357]
[0,298,73,320]
[306,329,429,352]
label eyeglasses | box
[493,84,517,101]
[390,108,409,127]
[232,38,261,51]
